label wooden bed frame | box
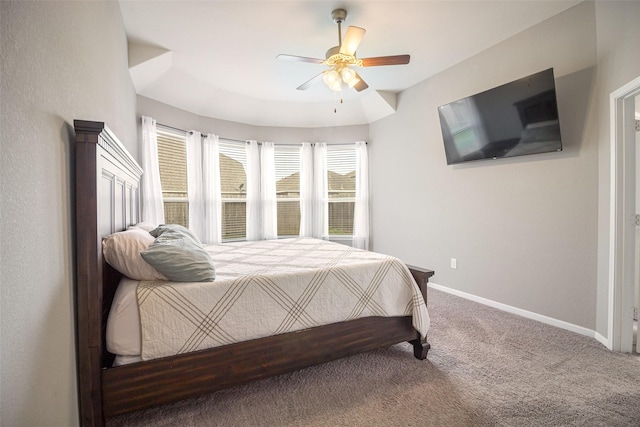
[74,120,434,426]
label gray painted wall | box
[137,95,369,145]
[0,2,137,426]
[369,1,600,330]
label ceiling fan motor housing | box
[325,46,341,59]
[331,9,347,24]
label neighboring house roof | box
[276,172,300,194]
[328,171,355,192]
[276,171,355,195]
[157,134,187,195]
[219,153,246,195]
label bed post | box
[75,120,107,427]
[407,265,434,360]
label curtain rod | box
[154,121,366,145]
[156,122,247,144]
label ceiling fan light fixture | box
[323,69,340,86]
[329,79,343,92]
[341,67,357,83]
[278,8,410,97]
[323,69,343,91]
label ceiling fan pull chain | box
[332,90,344,113]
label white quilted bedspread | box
[137,238,429,361]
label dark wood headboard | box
[74,120,142,425]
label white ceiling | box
[120,0,583,128]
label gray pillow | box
[150,224,200,243]
[141,225,215,282]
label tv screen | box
[438,68,562,165]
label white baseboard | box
[595,331,611,349]
[428,282,597,340]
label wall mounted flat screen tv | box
[438,68,562,165]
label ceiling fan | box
[277,8,410,93]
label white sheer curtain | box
[313,143,328,239]
[186,131,206,240]
[246,140,261,241]
[353,141,370,250]
[201,134,222,244]
[299,143,313,237]
[140,116,165,225]
[260,142,277,240]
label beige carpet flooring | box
[108,288,640,426]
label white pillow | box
[102,228,167,281]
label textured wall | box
[369,2,600,330]
[0,2,136,426]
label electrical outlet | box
[450,258,457,269]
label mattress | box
[106,237,429,363]
[106,277,141,356]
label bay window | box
[152,123,365,244]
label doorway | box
[609,76,640,353]
[634,94,640,353]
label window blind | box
[326,145,356,236]
[218,140,248,240]
[274,145,302,237]
[156,129,189,227]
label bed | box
[74,119,434,426]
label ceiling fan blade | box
[277,54,324,64]
[339,26,366,56]
[353,73,369,92]
[361,55,410,67]
[297,72,324,90]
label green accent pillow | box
[141,225,215,282]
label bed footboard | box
[102,316,419,417]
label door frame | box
[608,75,640,352]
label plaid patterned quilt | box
[137,238,430,361]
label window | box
[274,146,301,237]
[218,140,248,241]
[156,130,249,241]
[326,146,356,236]
[155,125,360,241]
[156,128,189,227]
